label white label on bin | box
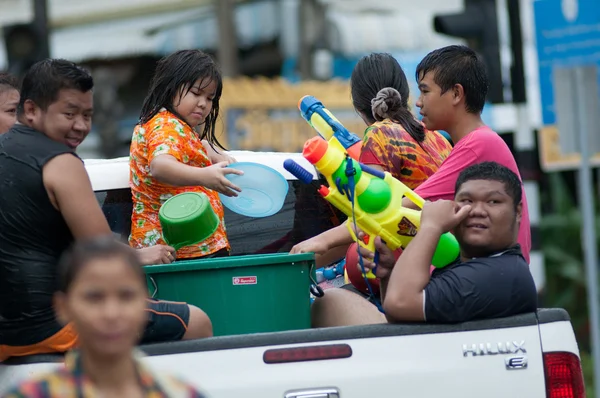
[233,276,257,285]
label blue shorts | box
[141,298,190,344]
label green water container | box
[143,252,316,336]
[159,192,219,250]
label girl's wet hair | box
[351,53,425,142]
[57,236,144,293]
[0,72,19,94]
[139,49,226,150]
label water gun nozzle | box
[303,136,329,165]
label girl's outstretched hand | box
[201,161,244,197]
[211,152,237,165]
[202,140,237,165]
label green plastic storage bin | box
[143,252,316,337]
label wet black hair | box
[57,236,144,293]
[0,72,19,93]
[416,45,489,114]
[351,53,425,142]
[139,49,226,150]
[455,161,522,210]
[17,59,93,116]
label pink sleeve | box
[415,146,479,200]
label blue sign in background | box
[534,0,600,125]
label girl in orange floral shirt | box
[129,50,243,260]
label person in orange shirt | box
[129,50,243,260]
[290,53,452,324]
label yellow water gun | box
[284,135,460,279]
[298,95,363,160]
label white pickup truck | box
[0,151,586,398]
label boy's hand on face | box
[420,200,471,234]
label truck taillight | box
[544,352,585,398]
[263,343,352,364]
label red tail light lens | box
[544,351,585,398]
[263,343,352,364]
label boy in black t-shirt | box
[356,161,537,323]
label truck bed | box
[0,308,577,398]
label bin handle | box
[149,276,158,298]
[309,264,325,298]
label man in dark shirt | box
[356,161,537,323]
[0,59,212,362]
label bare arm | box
[382,200,470,322]
[316,244,349,268]
[382,225,441,322]
[150,155,210,187]
[150,155,242,196]
[44,154,175,265]
[43,154,113,239]
[202,140,236,165]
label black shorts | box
[204,248,230,258]
[175,247,230,261]
[141,298,190,344]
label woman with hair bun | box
[292,53,452,324]
[351,53,451,187]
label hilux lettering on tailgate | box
[462,341,526,357]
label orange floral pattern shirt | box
[359,119,453,190]
[129,109,229,259]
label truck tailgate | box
[0,311,551,397]
[143,324,545,397]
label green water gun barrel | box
[431,232,460,268]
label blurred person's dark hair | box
[0,72,19,94]
[416,45,489,114]
[17,59,94,116]
[57,236,143,293]
[351,53,425,142]
[139,49,225,149]
[455,161,522,211]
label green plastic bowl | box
[159,192,219,250]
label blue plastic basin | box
[219,162,289,218]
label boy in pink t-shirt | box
[410,45,531,264]
[412,127,531,263]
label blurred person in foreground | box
[3,237,207,398]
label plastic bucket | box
[143,252,316,336]
[159,192,219,250]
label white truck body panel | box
[83,151,317,192]
[0,310,578,397]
